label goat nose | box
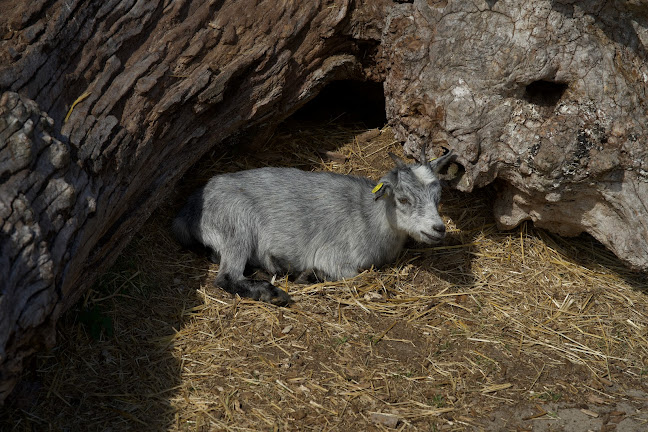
[433,223,446,234]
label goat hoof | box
[269,288,293,307]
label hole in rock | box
[524,80,568,107]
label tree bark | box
[0,0,385,403]
[382,0,648,271]
[2,0,648,403]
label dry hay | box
[2,120,648,431]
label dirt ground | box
[2,112,648,431]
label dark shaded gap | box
[524,80,568,107]
[291,80,387,128]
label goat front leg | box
[215,249,292,306]
[217,274,293,306]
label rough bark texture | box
[1,0,647,403]
[0,0,377,404]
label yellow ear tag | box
[372,182,384,194]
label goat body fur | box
[173,151,453,305]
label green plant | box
[538,391,562,402]
[431,394,445,408]
[333,336,348,347]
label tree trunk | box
[0,0,388,403]
[1,0,647,403]
[383,0,648,271]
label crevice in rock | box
[523,80,568,107]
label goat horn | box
[388,152,407,168]
[420,145,427,164]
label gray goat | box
[173,148,454,305]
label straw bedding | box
[2,119,647,431]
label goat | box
[173,148,454,305]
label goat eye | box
[398,197,411,206]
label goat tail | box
[172,212,198,248]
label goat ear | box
[420,145,428,164]
[429,149,455,174]
[388,152,407,169]
[372,179,392,201]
